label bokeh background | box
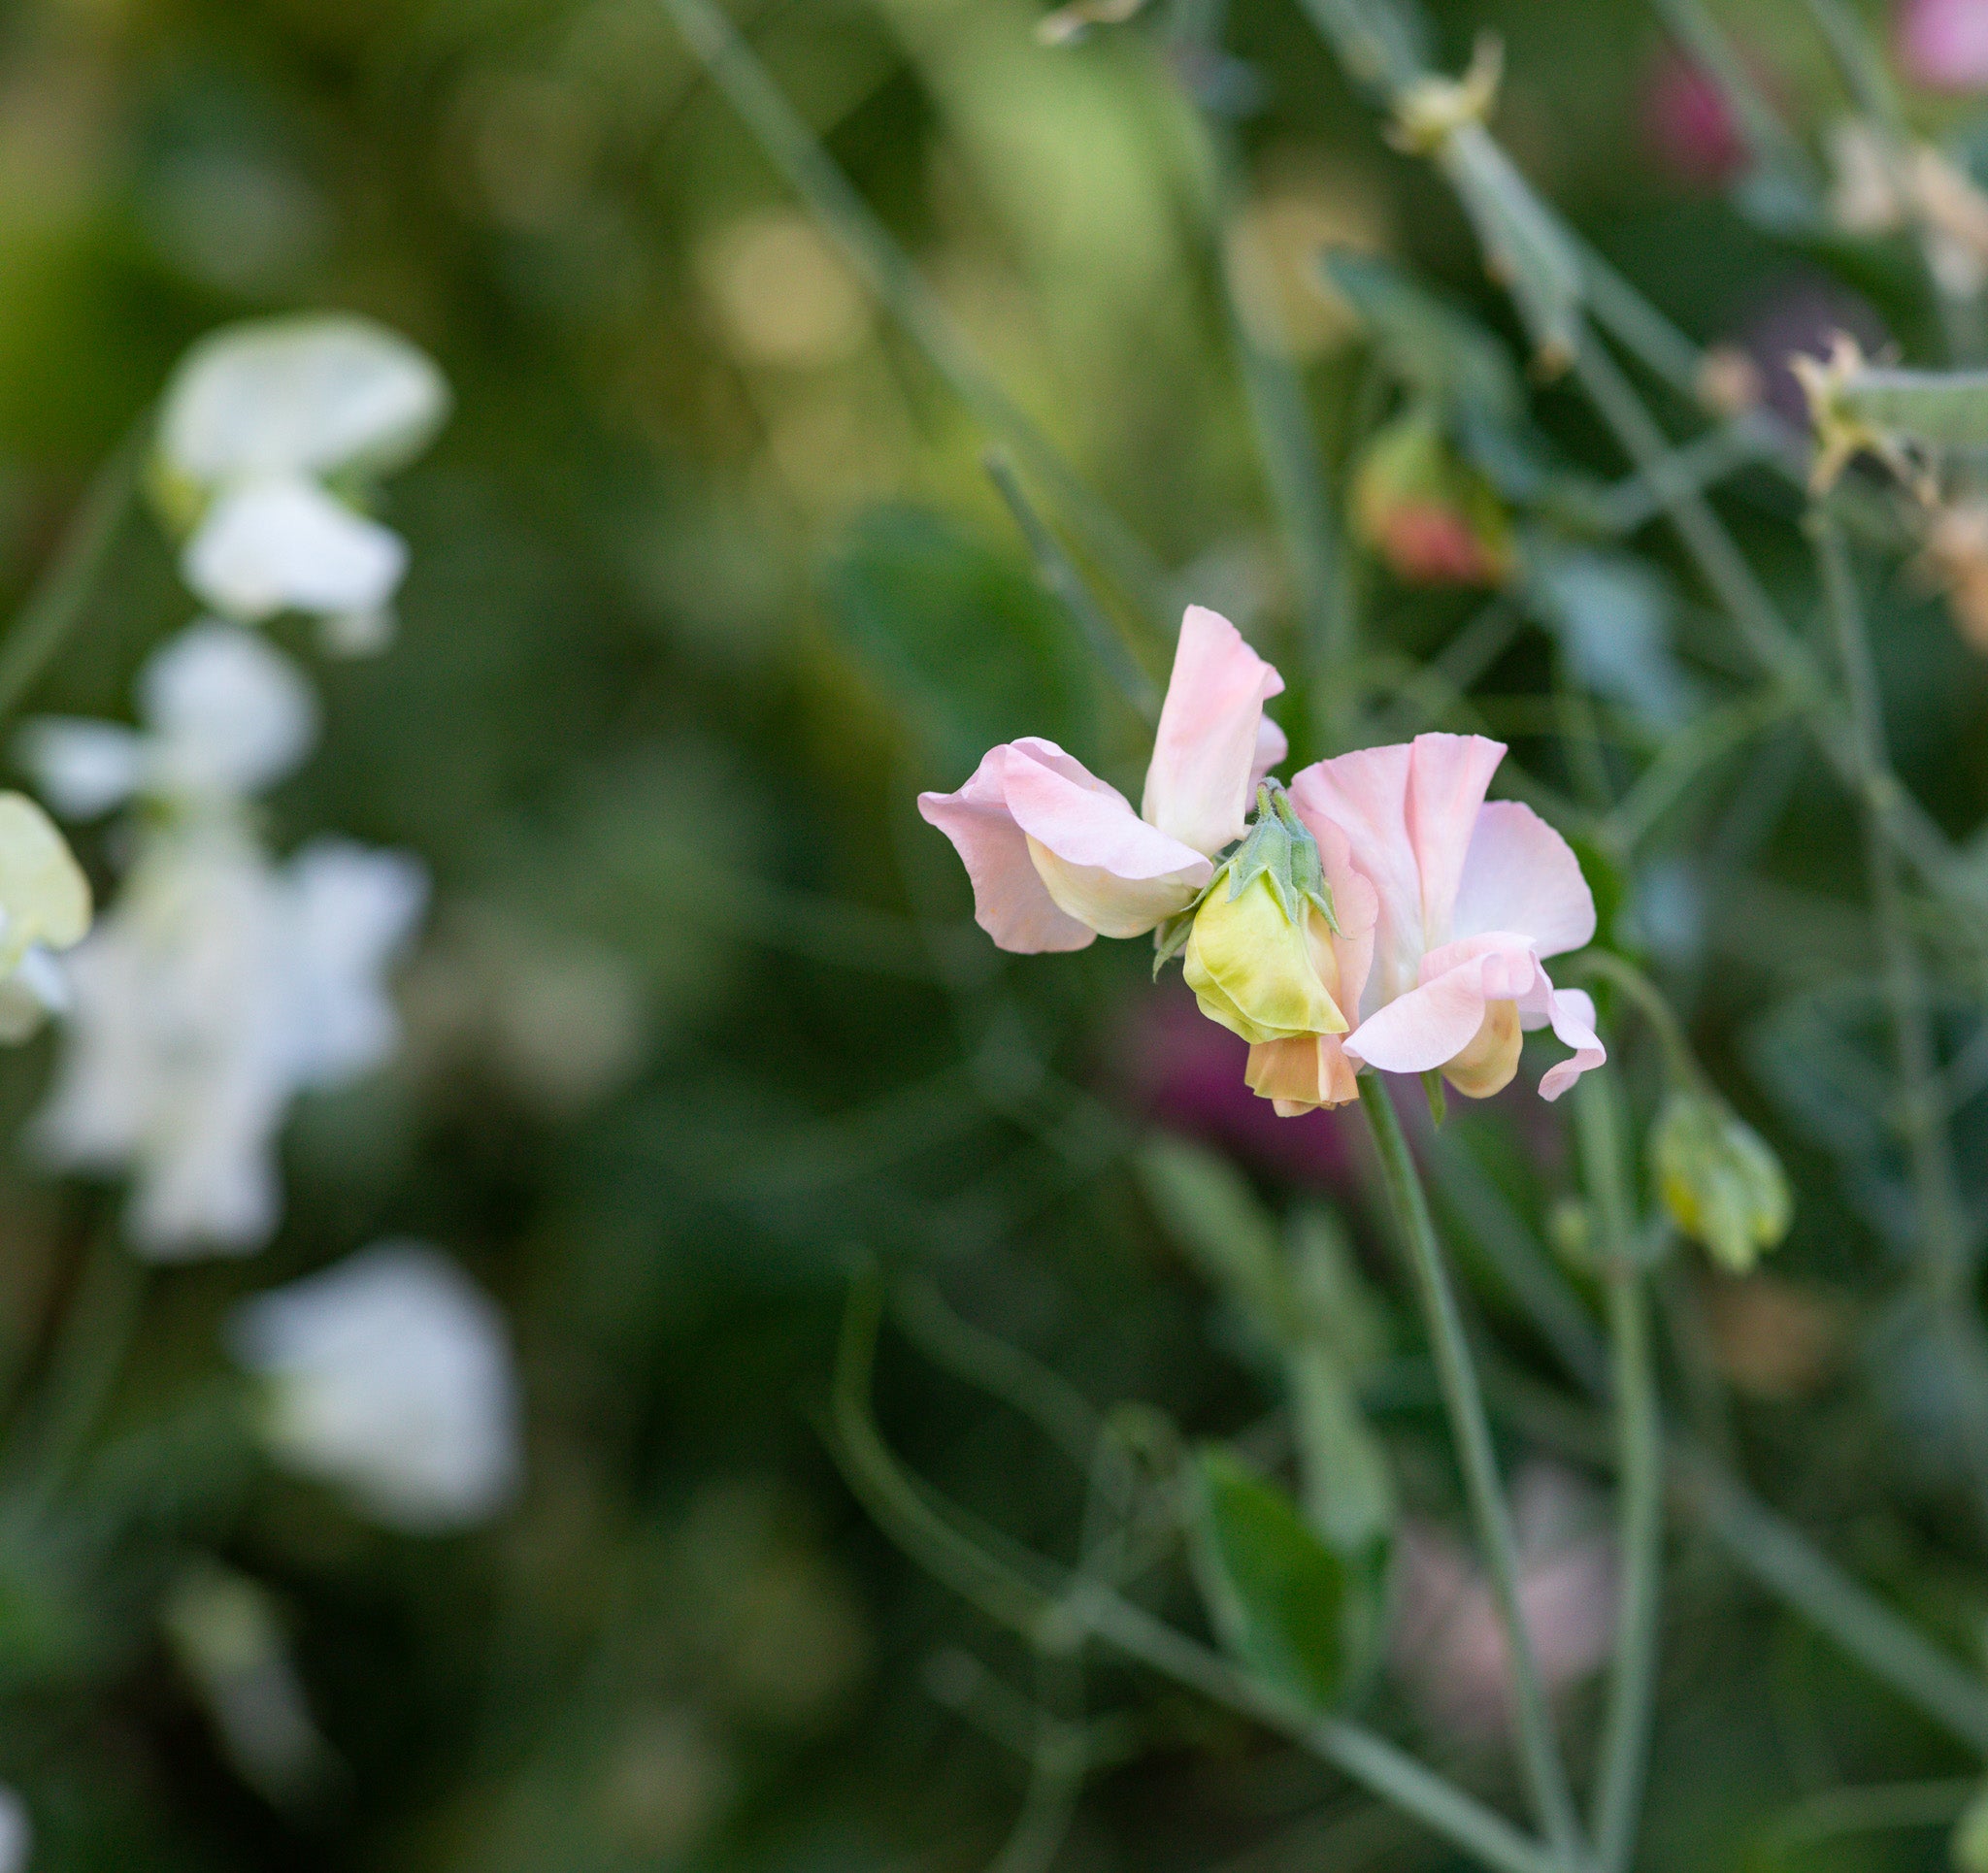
[3,0,1988,1866]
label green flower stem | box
[655,0,1176,641]
[1677,1453,1988,1755]
[984,452,1160,726]
[1574,1074,1662,1873]
[0,418,145,729]
[1176,0,1355,752]
[1813,511,1988,1520]
[4,1226,148,1514]
[830,1273,1565,1873]
[1572,332,1971,909]
[1567,951,1697,1089]
[1358,1076,1589,1871]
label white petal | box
[282,838,427,1085]
[159,313,449,484]
[17,719,146,818]
[183,478,408,623]
[228,1242,521,1531]
[141,620,318,799]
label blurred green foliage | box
[4,0,1988,1868]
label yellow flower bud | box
[1651,1089,1792,1273]
[1244,1034,1359,1116]
[1184,871,1347,1048]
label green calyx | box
[1223,783,1340,934]
[1152,783,1338,979]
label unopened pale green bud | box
[1651,1089,1791,1273]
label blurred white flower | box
[33,821,426,1257]
[0,793,92,1042]
[154,313,448,647]
[0,1787,28,1873]
[21,621,317,818]
[182,478,408,628]
[228,1241,521,1531]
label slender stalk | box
[4,1227,148,1512]
[1574,1074,1662,1873]
[1813,512,1988,1517]
[1677,1452,1988,1754]
[985,451,1160,725]
[1183,33,1354,750]
[655,0,1176,637]
[0,421,145,727]
[1573,333,1971,906]
[1358,1076,1588,1870]
[831,1274,1566,1873]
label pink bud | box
[1898,0,1988,92]
[1641,50,1746,189]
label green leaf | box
[822,504,1095,774]
[1189,1447,1349,1709]
[1136,1137,1296,1346]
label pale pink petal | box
[1005,744,1212,939]
[1314,815,1378,1020]
[1342,935,1541,1076]
[1290,741,1421,1008]
[918,745,1095,954]
[1900,0,1988,91]
[1405,735,1508,950]
[1452,802,1596,958]
[1141,607,1285,857]
[1538,984,1606,1101]
[1250,716,1289,791]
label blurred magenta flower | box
[1290,734,1604,1102]
[1392,1462,1617,1740]
[1898,0,1988,91]
[1116,982,1358,1185]
[1640,49,1747,189]
[917,605,1285,949]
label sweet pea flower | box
[154,314,449,649]
[1289,733,1604,1102]
[917,606,1286,950]
[228,1241,521,1531]
[34,823,426,1256]
[21,621,316,819]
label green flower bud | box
[1651,1089,1791,1273]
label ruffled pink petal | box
[1142,607,1285,857]
[1405,735,1508,948]
[1342,934,1541,1076]
[1314,815,1379,1019]
[1004,739,1213,939]
[1251,716,1289,791]
[1290,741,1420,1006]
[918,743,1096,953]
[1452,801,1596,958]
[1538,984,1606,1101]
